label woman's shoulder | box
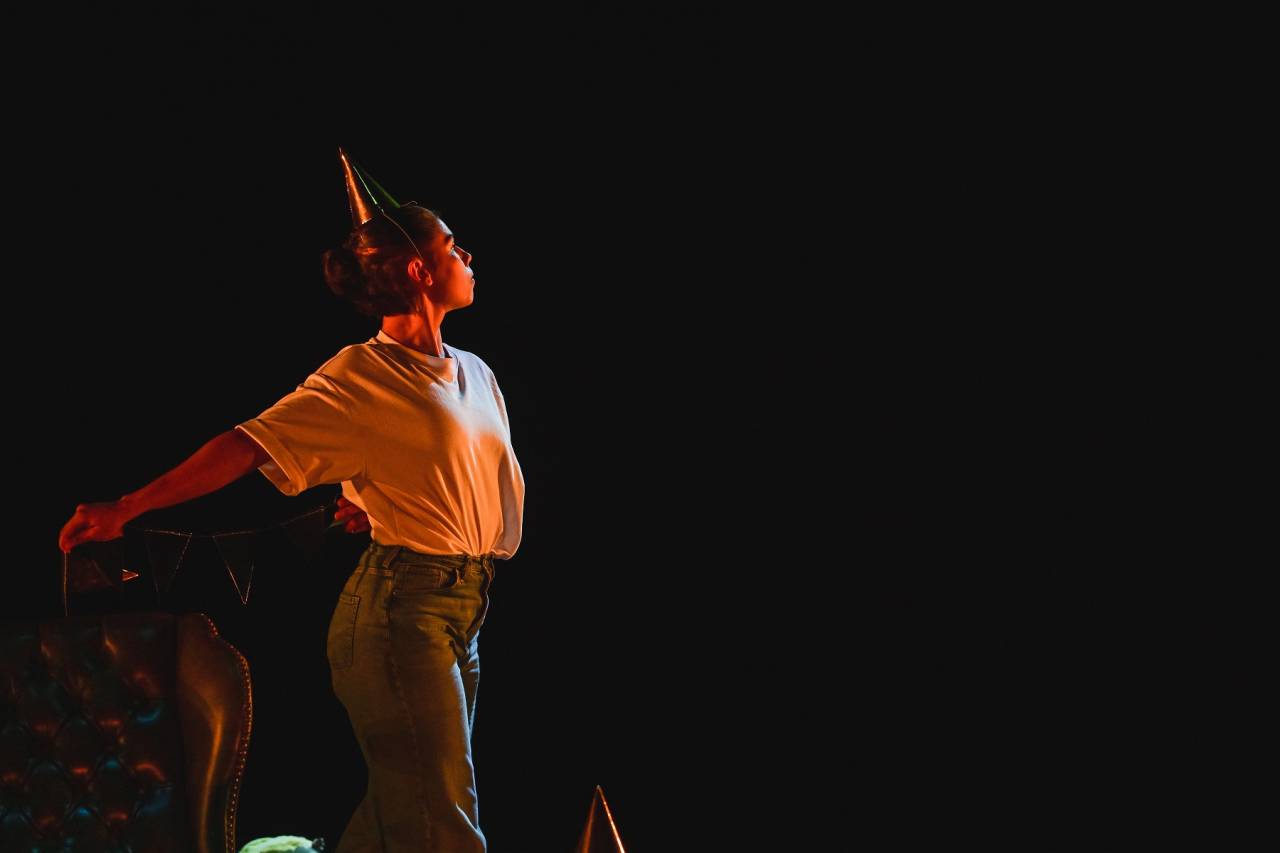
[315,338,497,383]
[445,341,477,363]
[448,345,501,381]
[312,341,388,379]
[443,342,493,367]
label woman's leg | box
[329,546,493,853]
[385,608,484,852]
[459,561,493,736]
[333,786,379,853]
[460,633,481,736]
[328,551,398,853]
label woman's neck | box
[380,317,446,358]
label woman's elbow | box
[227,427,272,471]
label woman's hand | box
[59,493,370,554]
[335,496,371,534]
[58,500,133,554]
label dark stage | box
[0,7,1149,851]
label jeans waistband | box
[358,541,496,573]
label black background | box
[0,6,1168,851]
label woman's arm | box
[58,428,272,553]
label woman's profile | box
[58,148,525,852]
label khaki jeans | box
[327,541,496,852]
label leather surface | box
[0,611,251,853]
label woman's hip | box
[328,541,496,670]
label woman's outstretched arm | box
[58,428,271,553]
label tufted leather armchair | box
[0,611,252,853]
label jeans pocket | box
[476,569,495,630]
[394,565,457,595]
[328,592,360,670]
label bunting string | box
[124,494,345,537]
[60,493,352,616]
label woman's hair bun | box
[322,243,368,311]
[321,226,423,319]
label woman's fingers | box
[58,502,128,553]
[59,511,91,553]
[60,524,93,553]
[333,499,370,533]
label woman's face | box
[414,218,475,309]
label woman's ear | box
[407,256,433,287]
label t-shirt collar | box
[375,329,458,379]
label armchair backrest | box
[0,611,252,853]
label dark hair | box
[321,206,443,318]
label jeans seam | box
[387,612,434,850]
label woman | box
[57,149,525,853]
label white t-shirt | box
[235,330,524,559]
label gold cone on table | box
[574,785,627,853]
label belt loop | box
[387,544,404,571]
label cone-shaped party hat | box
[338,147,380,227]
[337,147,429,262]
[574,785,627,853]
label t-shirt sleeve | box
[489,371,512,437]
[235,371,364,496]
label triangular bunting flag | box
[66,548,118,594]
[143,531,192,597]
[574,785,627,853]
[75,539,127,591]
[63,539,133,615]
[282,504,329,566]
[212,530,257,605]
